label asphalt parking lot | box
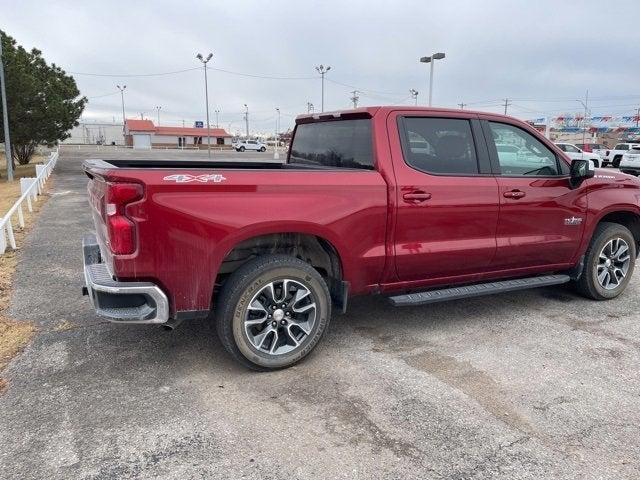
[1,146,639,479]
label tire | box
[239,146,245,152]
[591,159,599,168]
[260,147,266,152]
[215,254,332,370]
[573,222,636,300]
[613,155,622,168]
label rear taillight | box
[104,182,143,255]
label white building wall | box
[64,122,125,145]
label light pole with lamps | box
[196,52,213,158]
[214,109,220,128]
[576,90,589,147]
[409,89,419,106]
[274,107,280,160]
[155,106,161,126]
[419,52,445,106]
[243,104,249,139]
[116,85,127,145]
[315,65,331,112]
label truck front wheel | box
[574,222,636,300]
[215,254,332,370]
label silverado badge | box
[163,174,227,183]
[564,216,583,226]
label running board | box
[388,274,570,307]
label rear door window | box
[289,119,373,169]
[399,117,479,175]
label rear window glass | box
[289,119,373,169]
[400,117,478,175]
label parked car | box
[603,143,640,168]
[618,147,640,176]
[82,107,640,370]
[555,142,602,167]
[575,143,608,158]
[235,139,267,152]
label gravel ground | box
[0,146,639,479]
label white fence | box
[0,149,59,255]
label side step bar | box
[388,274,570,307]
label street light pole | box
[196,52,213,158]
[274,107,280,160]
[409,89,419,106]
[315,65,331,112]
[576,90,589,146]
[244,104,249,139]
[116,85,127,146]
[307,102,314,113]
[0,36,13,181]
[155,106,161,126]
[214,109,219,128]
[419,52,445,107]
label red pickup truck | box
[83,107,640,370]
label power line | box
[69,66,317,80]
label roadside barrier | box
[0,148,58,255]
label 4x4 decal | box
[163,174,227,183]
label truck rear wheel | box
[215,254,331,370]
[613,155,622,168]
[574,222,636,300]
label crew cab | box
[555,142,602,167]
[82,107,640,370]
[603,143,640,168]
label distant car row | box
[554,141,640,174]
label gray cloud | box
[2,0,639,134]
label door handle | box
[503,190,526,199]
[403,192,432,202]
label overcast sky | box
[2,0,639,135]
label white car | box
[603,143,640,168]
[235,140,267,152]
[618,145,640,176]
[555,143,602,167]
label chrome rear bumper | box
[82,234,169,324]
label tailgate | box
[86,174,113,271]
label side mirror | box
[570,159,595,188]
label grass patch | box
[0,151,51,392]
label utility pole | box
[458,102,467,109]
[196,52,213,158]
[350,90,360,109]
[155,106,161,126]
[315,64,331,112]
[116,85,127,146]
[0,35,13,180]
[244,104,249,138]
[503,98,511,115]
[409,89,419,106]
[307,102,314,113]
[214,109,219,128]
